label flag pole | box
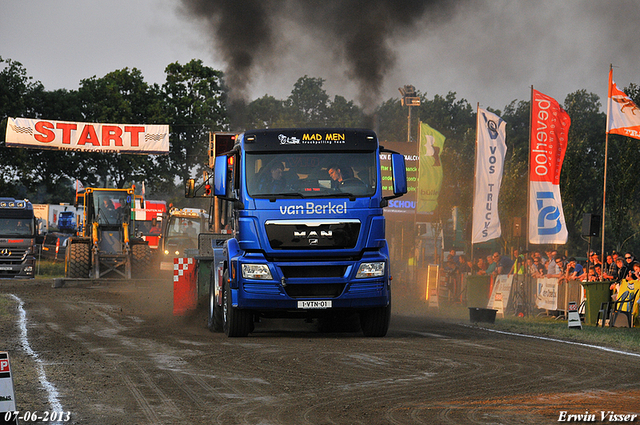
[526,86,533,253]
[471,102,479,264]
[601,64,613,258]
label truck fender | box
[223,238,241,289]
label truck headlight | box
[242,264,272,280]
[356,262,385,278]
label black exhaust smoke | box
[180,0,461,115]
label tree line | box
[1,56,639,255]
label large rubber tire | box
[360,302,391,337]
[65,241,90,279]
[131,244,151,278]
[208,268,223,332]
[222,270,254,337]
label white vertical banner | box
[472,108,507,244]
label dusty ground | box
[1,275,639,425]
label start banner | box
[5,117,169,155]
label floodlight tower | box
[398,85,421,143]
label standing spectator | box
[546,250,561,277]
[527,257,543,278]
[591,263,603,281]
[623,252,635,275]
[566,257,585,281]
[628,262,640,281]
[614,257,628,282]
[544,250,556,271]
[611,252,621,275]
[474,257,488,275]
[509,249,525,275]
[589,252,602,270]
[446,249,458,264]
[485,254,497,276]
[602,254,616,280]
[492,252,513,276]
[533,256,547,277]
[458,255,472,274]
[611,257,627,299]
[548,255,566,279]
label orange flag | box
[607,69,640,139]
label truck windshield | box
[166,217,201,240]
[246,152,377,198]
[0,218,34,237]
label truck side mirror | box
[214,155,237,200]
[391,153,407,196]
[380,151,407,207]
[185,179,196,198]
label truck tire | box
[65,241,90,279]
[222,270,253,337]
[131,244,151,277]
[208,269,223,332]
[359,302,391,337]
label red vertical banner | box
[173,257,198,316]
[528,89,571,244]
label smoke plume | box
[179,0,462,108]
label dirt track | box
[1,276,640,425]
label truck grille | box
[280,265,346,278]
[265,219,360,250]
[283,283,345,299]
[0,248,28,264]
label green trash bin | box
[465,275,492,308]
[581,281,611,325]
[195,257,212,298]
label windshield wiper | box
[306,192,357,201]
[253,192,305,202]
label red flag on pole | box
[607,68,640,140]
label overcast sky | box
[2,0,639,113]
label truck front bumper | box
[0,260,35,278]
[230,254,391,311]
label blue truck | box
[0,198,37,278]
[188,129,407,337]
[57,210,76,233]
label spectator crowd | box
[444,249,640,300]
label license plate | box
[0,267,13,270]
[298,300,332,309]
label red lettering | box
[102,125,123,146]
[78,124,100,146]
[56,122,77,144]
[34,121,55,143]
[125,126,144,147]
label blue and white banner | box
[472,108,507,244]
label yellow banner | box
[417,122,445,213]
